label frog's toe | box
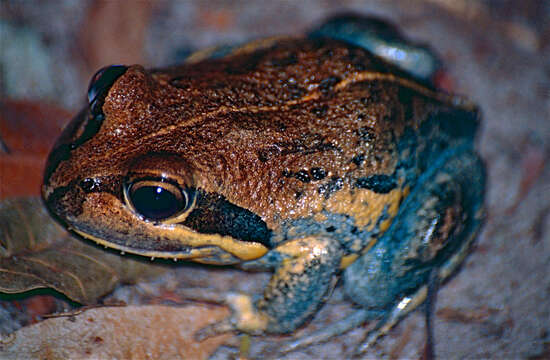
[195,318,235,341]
[279,308,378,354]
[175,287,230,304]
[355,285,429,355]
[355,323,386,355]
[223,292,270,335]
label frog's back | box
[154,38,476,221]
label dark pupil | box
[130,186,184,221]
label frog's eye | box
[124,179,193,222]
[87,65,128,115]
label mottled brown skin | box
[43,36,484,349]
[45,38,452,236]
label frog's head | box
[42,65,272,264]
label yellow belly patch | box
[323,184,403,230]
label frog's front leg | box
[196,236,343,338]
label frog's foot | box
[279,281,434,356]
[278,284,431,356]
[279,308,381,354]
[195,292,270,340]
[278,284,431,355]
[172,287,269,339]
[356,284,429,354]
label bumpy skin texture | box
[43,30,485,341]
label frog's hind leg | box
[350,147,485,355]
[355,204,483,354]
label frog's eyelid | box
[87,65,128,105]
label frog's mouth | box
[71,226,249,265]
[50,189,270,264]
[71,221,269,265]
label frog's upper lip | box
[70,226,266,264]
[71,227,203,259]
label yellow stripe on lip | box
[72,228,214,260]
[72,227,269,262]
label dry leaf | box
[0,99,71,199]
[0,197,169,304]
[0,304,231,360]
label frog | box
[42,15,485,355]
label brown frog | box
[42,16,485,354]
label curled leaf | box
[0,197,168,304]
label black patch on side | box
[310,167,327,180]
[420,107,479,141]
[351,153,365,166]
[398,86,414,121]
[435,108,479,139]
[318,176,344,199]
[416,107,479,174]
[182,190,273,248]
[319,76,341,94]
[294,170,311,183]
[355,174,397,193]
